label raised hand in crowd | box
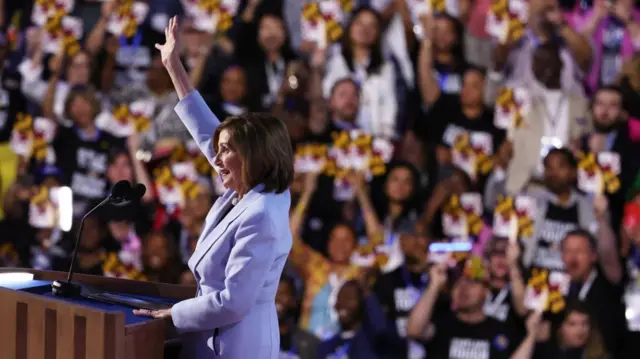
[346,169,367,196]
[405,263,447,340]
[48,51,66,77]
[594,193,610,221]
[101,0,118,20]
[511,311,544,359]
[241,0,263,23]
[25,27,44,62]
[289,171,319,236]
[429,262,448,291]
[302,170,320,196]
[506,239,528,316]
[309,45,327,72]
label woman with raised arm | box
[133,17,295,359]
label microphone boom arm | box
[65,196,110,282]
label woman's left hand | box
[133,308,172,319]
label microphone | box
[111,182,146,207]
[132,183,147,202]
[52,180,132,297]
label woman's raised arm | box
[158,16,220,162]
[156,16,194,100]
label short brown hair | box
[213,113,293,194]
[63,86,101,122]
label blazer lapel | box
[205,189,236,229]
[191,185,265,269]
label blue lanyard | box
[605,131,617,151]
[401,266,428,292]
[328,342,351,359]
[383,218,398,246]
[437,72,448,91]
[120,31,143,49]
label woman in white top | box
[322,6,398,140]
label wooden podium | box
[0,268,196,359]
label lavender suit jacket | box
[170,91,292,358]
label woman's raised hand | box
[154,15,194,99]
[155,16,180,68]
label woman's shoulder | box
[255,189,291,211]
[241,189,291,220]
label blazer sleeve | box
[173,90,221,163]
[171,211,279,332]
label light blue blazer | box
[170,91,292,358]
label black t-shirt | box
[374,266,433,359]
[52,126,125,217]
[428,311,521,359]
[432,61,468,96]
[375,266,429,325]
[483,286,523,328]
[531,201,579,271]
[416,94,504,153]
[416,94,505,192]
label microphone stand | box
[51,196,111,297]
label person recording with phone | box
[133,16,295,359]
[407,257,523,359]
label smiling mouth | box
[220,169,230,176]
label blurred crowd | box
[0,0,640,358]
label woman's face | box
[143,234,170,270]
[561,312,591,348]
[385,167,414,203]
[327,225,357,264]
[220,67,247,103]
[349,11,379,48]
[107,153,133,184]
[258,15,286,54]
[69,95,95,128]
[433,17,456,51]
[214,129,245,194]
[67,52,90,86]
